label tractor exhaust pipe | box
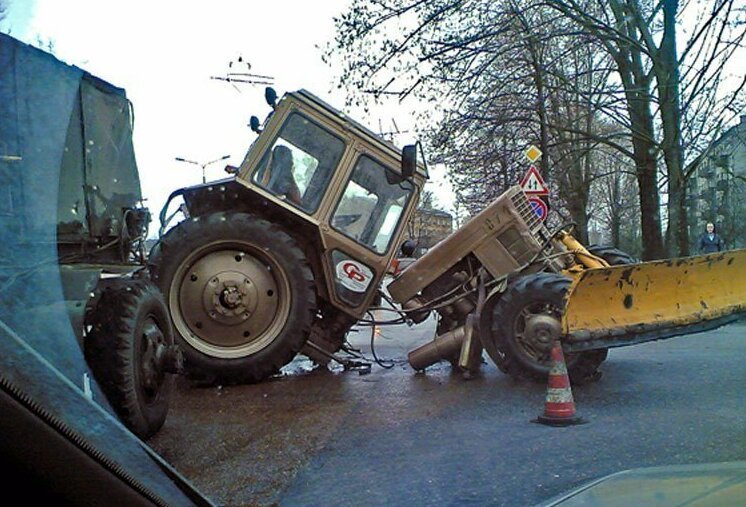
[408,325,467,371]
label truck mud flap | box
[562,249,746,351]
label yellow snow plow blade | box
[562,249,746,350]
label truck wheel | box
[586,245,638,266]
[85,279,175,440]
[485,272,606,384]
[148,212,316,384]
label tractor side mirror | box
[249,116,261,133]
[400,239,416,257]
[265,87,278,109]
[401,144,417,180]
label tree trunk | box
[620,86,665,260]
[657,0,689,256]
[613,40,665,260]
[567,196,589,244]
[634,141,664,260]
[631,124,665,260]
[609,173,622,247]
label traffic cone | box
[533,340,586,426]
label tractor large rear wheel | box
[148,212,316,385]
[482,272,606,384]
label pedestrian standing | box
[698,222,725,254]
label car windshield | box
[2,1,745,507]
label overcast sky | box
[2,0,455,235]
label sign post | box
[520,145,549,221]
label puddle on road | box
[271,314,435,381]
[274,350,400,380]
[275,356,327,377]
[274,355,350,379]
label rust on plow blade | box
[562,249,746,352]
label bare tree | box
[327,1,631,243]
[326,0,745,259]
[544,0,746,256]
[592,145,641,253]
[326,1,651,252]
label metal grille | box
[510,190,542,231]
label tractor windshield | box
[332,155,414,254]
[253,112,346,213]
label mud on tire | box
[148,212,316,385]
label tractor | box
[149,88,425,383]
[150,86,746,385]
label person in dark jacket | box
[259,145,302,205]
[698,222,725,253]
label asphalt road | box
[149,316,746,507]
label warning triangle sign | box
[520,166,549,195]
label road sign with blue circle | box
[529,196,548,221]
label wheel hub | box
[524,314,561,353]
[205,273,258,321]
[140,320,166,393]
[173,247,289,357]
[220,286,242,309]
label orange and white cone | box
[534,340,586,426]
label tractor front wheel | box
[483,272,606,384]
[586,245,638,266]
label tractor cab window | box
[253,113,345,213]
[332,155,414,254]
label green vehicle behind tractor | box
[0,33,180,439]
